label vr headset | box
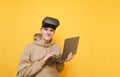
[42,17,60,30]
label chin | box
[44,37,51,41]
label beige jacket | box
[17,33,64,77]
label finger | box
[48,52,56,56]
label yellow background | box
[0,0,120,77]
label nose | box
[47,30,51,34]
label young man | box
[17,17,73,77]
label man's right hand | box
[43,52,56,61]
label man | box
[17,17,73,77]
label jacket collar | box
[34,33,54,47]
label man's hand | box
[65,52,73,62]
[43,52,56,61]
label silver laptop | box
[48,36,80,62]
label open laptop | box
[48,36,80,62]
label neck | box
[45,40,51,44]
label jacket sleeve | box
[56,62,64,72]
[53,44,65,72]
[17,46,46,77]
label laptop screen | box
[62,36,80,60]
